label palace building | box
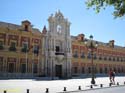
[0,11,125,78]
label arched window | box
[57,25,62,33]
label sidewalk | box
[0,76,125,93]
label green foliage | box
[86,0,125,18]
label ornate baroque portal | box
[43,11,72,78]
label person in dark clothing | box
[109,70,115,84]
[112,71,115,84]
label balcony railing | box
[21,48,29,53]
[55,52,64,55]
[9,47,16,51]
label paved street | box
[72,86,125,93]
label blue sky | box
[0,0,125,46]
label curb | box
[57,84,125,93]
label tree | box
[86,0,125,18]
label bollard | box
[100,84,103,88]
[109,83,112,87]
[4,90,6,93]
[63,87,67,91]
[117,82,119,86]
[78,86,81,90]
[90,85,93,89]
[46,88,49,93]
[27,89,29,93]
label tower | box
[43,11,72,78]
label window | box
[23,43,28,49]
[0,57,3,72]
[74,67,78,73]
[56,46,60,52]
[21,64,26,73]
[108,57,111,61]
[88,67,91,73]
[33,45,39,55]
[24,25,28,31]
[104,67,107,73]
[113,67,116,73]
[99,68,103,73]
[93,53,97,59]
[22,43,29,52]
[73,51,78,58]
[99,56,102,60]
[57,25,62,33]
[113,57,115,61]
[87,52,91,59]
[117,57,119,61]
[94,67,97,73]
[33,63,38,73]
[121,58,123,62]
[81,52,85,58]
[8,63,14,73]
[118,68,121,73]
[104,57,107,61]
[0,41,4,50]
[82,67,85,73]
[9,42,16,51]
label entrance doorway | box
[55,65,62,78]
[8,63,14,73]
[21,64,26,73]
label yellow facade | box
[71,34,125,76]
[0,20,43,77]
[0,21,125,78]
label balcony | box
[21,48,29,53]
[9,47,16,51]
[55,52,64,55]
[55,52,64,61]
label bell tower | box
[44,10,72,78]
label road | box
[73,86,125,93]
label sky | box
[0,0,125,46]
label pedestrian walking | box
[109,70,115,84]
[109,70,112,83]
[112,71,115,84]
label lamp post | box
[85,35,98,85]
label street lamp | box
[85,35,98,85]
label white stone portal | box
[43,10,72,78]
